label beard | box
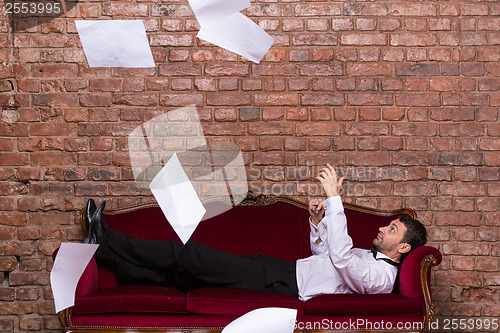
[373,237,392,254]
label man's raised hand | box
[308,198,324,226]
[316,164,345,198]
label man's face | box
[373,218,409,256]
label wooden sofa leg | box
[420,254,439,331]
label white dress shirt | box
[296,196,398,301]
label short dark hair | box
[399,215,427,254]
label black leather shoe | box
[90,201,112,244]
[84,199,97,234]
[83,199,97,244]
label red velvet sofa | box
[56,194,442,332]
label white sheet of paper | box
[50,243,99,313]
[222,308,297,333]
[188,0,250,27]
[149,153,206,243]
[75,20,155,68]
[197,12,274,64]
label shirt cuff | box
[310,217,327,236]
[323,196,343,216]
[309,217,321,234]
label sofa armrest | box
[398,245,442,323]
[52,248,100,298]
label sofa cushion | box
[304,294,421,316]
[187,287,303,316]
[72,285,187,315]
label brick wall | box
[1,0,499,331]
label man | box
[85,164,427,301]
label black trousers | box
[95,231,299,297]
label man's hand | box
[316,164,345,198]
[309,198,324,226]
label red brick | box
[347,63,391,76]
[311,49,335,62]
[390,33,437,46]
[396,93,440,107]
[439,183,485,197]
[396,63,440,76]
[336,49,358,62]
[462,3,489,16]
[31,93,77,107]
[295,4,341,16]
[293,34,337,46]
[297,152,343,166]
[332,18,354,31]
[259,137,284,152]
[9,271,49,286]
[343,3,388,16]
[246,3,291,16]
[429,18,451,31]
[309,108,331,121]
[30,152,76,166]
[390,3,437,16]
[89,79,121,92]
[346,152,390,166]
[356,18,377,31]
[254,93,299,106]
[440,4,459,16]
[348,93,393,106]
[430,77,454,91]
[17,79,39,92]
[357,108,379,121]
[29,123,76,137]
[159,63,202,77]
[357,78,377,91]
[308,138,331,151]
[341,34,386,46]
[407,108,429,122]
[357,138,379,151]
[484,153,500,166]
[381,138,404,150]
[379,19,401,32]
[478,48,500,62]
[102,3,148,16]
[252,64,296,76]
[248,123,293,136]
[302,93,344,106]
[79,94,112,107]
[265,49,287,62]
[405,18,428,32]
[202,123,245,136]
[0,212,27,226]
[205,64,249,76]
[113,93,157,106]
[299,64,343,76]
[381,78,403,91]
[296,123,341,136]
[160,93,204,106]
[31,64,78,78]
[336,78,355,91]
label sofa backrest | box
[98,196,413,289]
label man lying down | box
[84,164,427,301]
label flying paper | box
[149,153,206,243]
[188,0,250,27]
[75,20,155,68]
[197,12,275,64]
[222,308,297,333]
[50,243,99,313]
[187,0,274,63]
